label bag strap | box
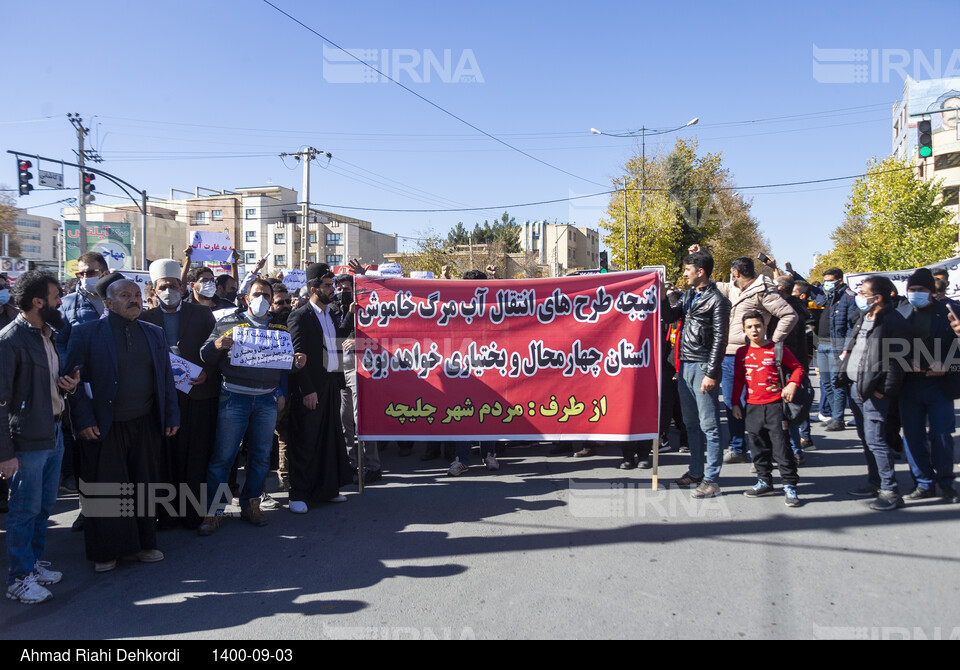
[774,341,787,388]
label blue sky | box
[3,0,958,274]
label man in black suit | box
[139,259,218,529]
[65,273,180,573]
[286,266,351,513]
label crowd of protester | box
[1,243,958,604]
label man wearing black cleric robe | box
[285,266,352,511]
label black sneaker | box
[796,452,806,466]
[823,420,845,432]
[618,460,636,470]
[744,480,776,498]
[848,486,879,498]
[870,491,905,511]
[940,486,960,504]
[904,487,937,501]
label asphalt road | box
[2,384,959,640]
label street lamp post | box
[591,118,699,270]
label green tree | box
[0,189,21,258]
[814,156,955,275]
[598,138,767,281]
[447,211,521,253]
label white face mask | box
[249,295,270,318]
[197,281,217,298]
[157,288,181,308]
[81,277,100,295]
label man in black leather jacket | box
[664,250,731,499]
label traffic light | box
[82,171,96,204]
[17,159,33,196]
[918,119,933,158]
[600,250,608,273]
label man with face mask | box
[55,252,109,526]
[286,266,353,512]
[65,273,180,572]
[0,272,17,330]
[184,267,234,311]
[810,267,858,431]
[892,268,960,504]
[139,260,219,529]
[197,279,306,535]
[0,271,80,602]
[216,275,239,306]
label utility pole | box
[67,114,101,255]
[280,148,330,269]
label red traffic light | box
[18,159,32,171]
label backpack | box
[774,341,814,427]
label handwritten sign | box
[189,231,234,263]
[230,327,295,370]
[356,271,661,442]
[846,256,960,301]
[280,268,306,291]
[169,353,203,395]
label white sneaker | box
[817,413,831,423]
[6,574,52,604]
[260,493,281,510]
[447,458,469,476]
[483,454,500,471]
[289,500,308,514]
[33,561,62,585]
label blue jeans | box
[677,361,723,483]
[6,425,64,585]
[899,376,956,491]
[849,383,898,492]
[817,343,841,420]
[721,355,745,453]
[788,418,812,456]
[206,390,278,513]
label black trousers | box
[745,402,798,487]
[81,414,161,562]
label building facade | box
[894,76,960,223]
[520,220,601,276]
[6,210,60,263]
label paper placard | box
[280,268,306,291]
[188,231,234,263]
[230,327,294,370]
[409,271,435,279]
[169,353,203,394]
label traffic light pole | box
[7,149,150,269]
[74,120,87,254]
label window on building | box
[326,255,343,265]
[245,252,258,265]
[935,152,960,171]
[245,209,256,219]
[308,233,317,243]
[193,212,207,225]
[274,255,286,266]
[22,245,41,254]
[245,231,257,242]
[326,233,342,246]
[943,186,959,207]
[14,218,41,229]
[212,209,223,221]
[308,254,317,262]
[275,233,285,244]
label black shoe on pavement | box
[870,491,905,511]
[940,486,960,504]
[744,480,777,498]
[618,460,636,470]
[363,469,383,484]
[71,513,85,532]
[848,486,879,498]
[904,487,938,502]
[823,420,845,432]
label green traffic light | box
[920,146,932,158]
[599,268,608,273]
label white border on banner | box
[354,270,663,448]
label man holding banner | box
[198,279,306,535]
[286,266,352,511]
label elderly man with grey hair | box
[65,272,180,573]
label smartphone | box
[948,302,960,322]
[757,252,769,264]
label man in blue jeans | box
[198,279,306,535]
[810,267,858,432]
[0,271,80,603]
[665,249,731,499]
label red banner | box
[355,271,661,441]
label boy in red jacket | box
[732,311,804,507]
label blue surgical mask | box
[823,281,837,293]
[907,291,931,309]
[0,289,9,306]
[855,294,872,312]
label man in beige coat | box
[690,247,800,464]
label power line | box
[259,0,608,189]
